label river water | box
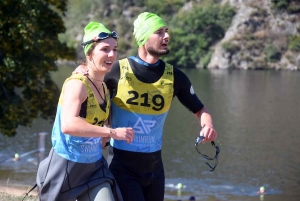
[1,66,299,201]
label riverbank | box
[0,183,37,201]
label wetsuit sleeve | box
[104,61,120,98]
[173,68,204,113]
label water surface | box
[1,67,299,201]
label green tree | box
[0,0,75,137]
[164,3,235,68]
[145,0,187,21]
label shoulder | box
[62,76,88,101]
[63,75,87,91]
[164,62,190,82]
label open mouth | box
[162,43,168,48]
[104,61,113,65]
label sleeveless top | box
[52,74,110,163]
[110,58,174,152]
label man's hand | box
[200,125,217,143]
[72,64,89,75]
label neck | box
[87,60,105,82]
[87,73,104,89]
[87,67,105,83]
[88,75,103,82]
[138,47,160,64]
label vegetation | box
[1,0,299,136]
[222,42,240,54]
[288,35,300,52]
[264,44,282,62]
[271,0,300,14]
[0,0,75,137]
[164,3,235,68]
[61,0,235,68]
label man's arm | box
[194,107,217,143]
[173,68,217,142]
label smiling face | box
[145,26,169,57]
[87,37,118,73]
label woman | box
[36,22,134,201]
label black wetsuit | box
[104,56,204,201]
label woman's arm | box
[60,79,105,136]
[60,79,134,143]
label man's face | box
[145,26,169,57]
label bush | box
[264,44,282,62]
[271,0,289,10]
[164,3,235,68]
[222,42,240,54]
[271,0,300,14]
[288,35,300,52]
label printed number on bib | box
[92,118,105,126]
[126,90,164,111]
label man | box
[76,12,217,201]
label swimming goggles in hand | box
[195,136,220,172]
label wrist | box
[109,129,116,137]
[202,124,213,129]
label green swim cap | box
[133,12,166,47]
[82,22,111,55]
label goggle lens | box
[81,31,119,46]
[98,31,118,40]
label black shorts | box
[107,147,165,201]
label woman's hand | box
[110,128,135,143]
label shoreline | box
[0,183,37,201]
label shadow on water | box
[1,67,300,201]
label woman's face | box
[87,37,118,73]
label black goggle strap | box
[22,183,37,201]
[81,31,118,46]
[195,136,220,172]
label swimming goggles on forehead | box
[81,31,119,46]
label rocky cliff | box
[208,0,300,70]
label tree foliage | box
[271,0,300,14]
[61,1,235,69]
[164,3,235,68]
[0,0,75,137]
[145,0,188,21]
